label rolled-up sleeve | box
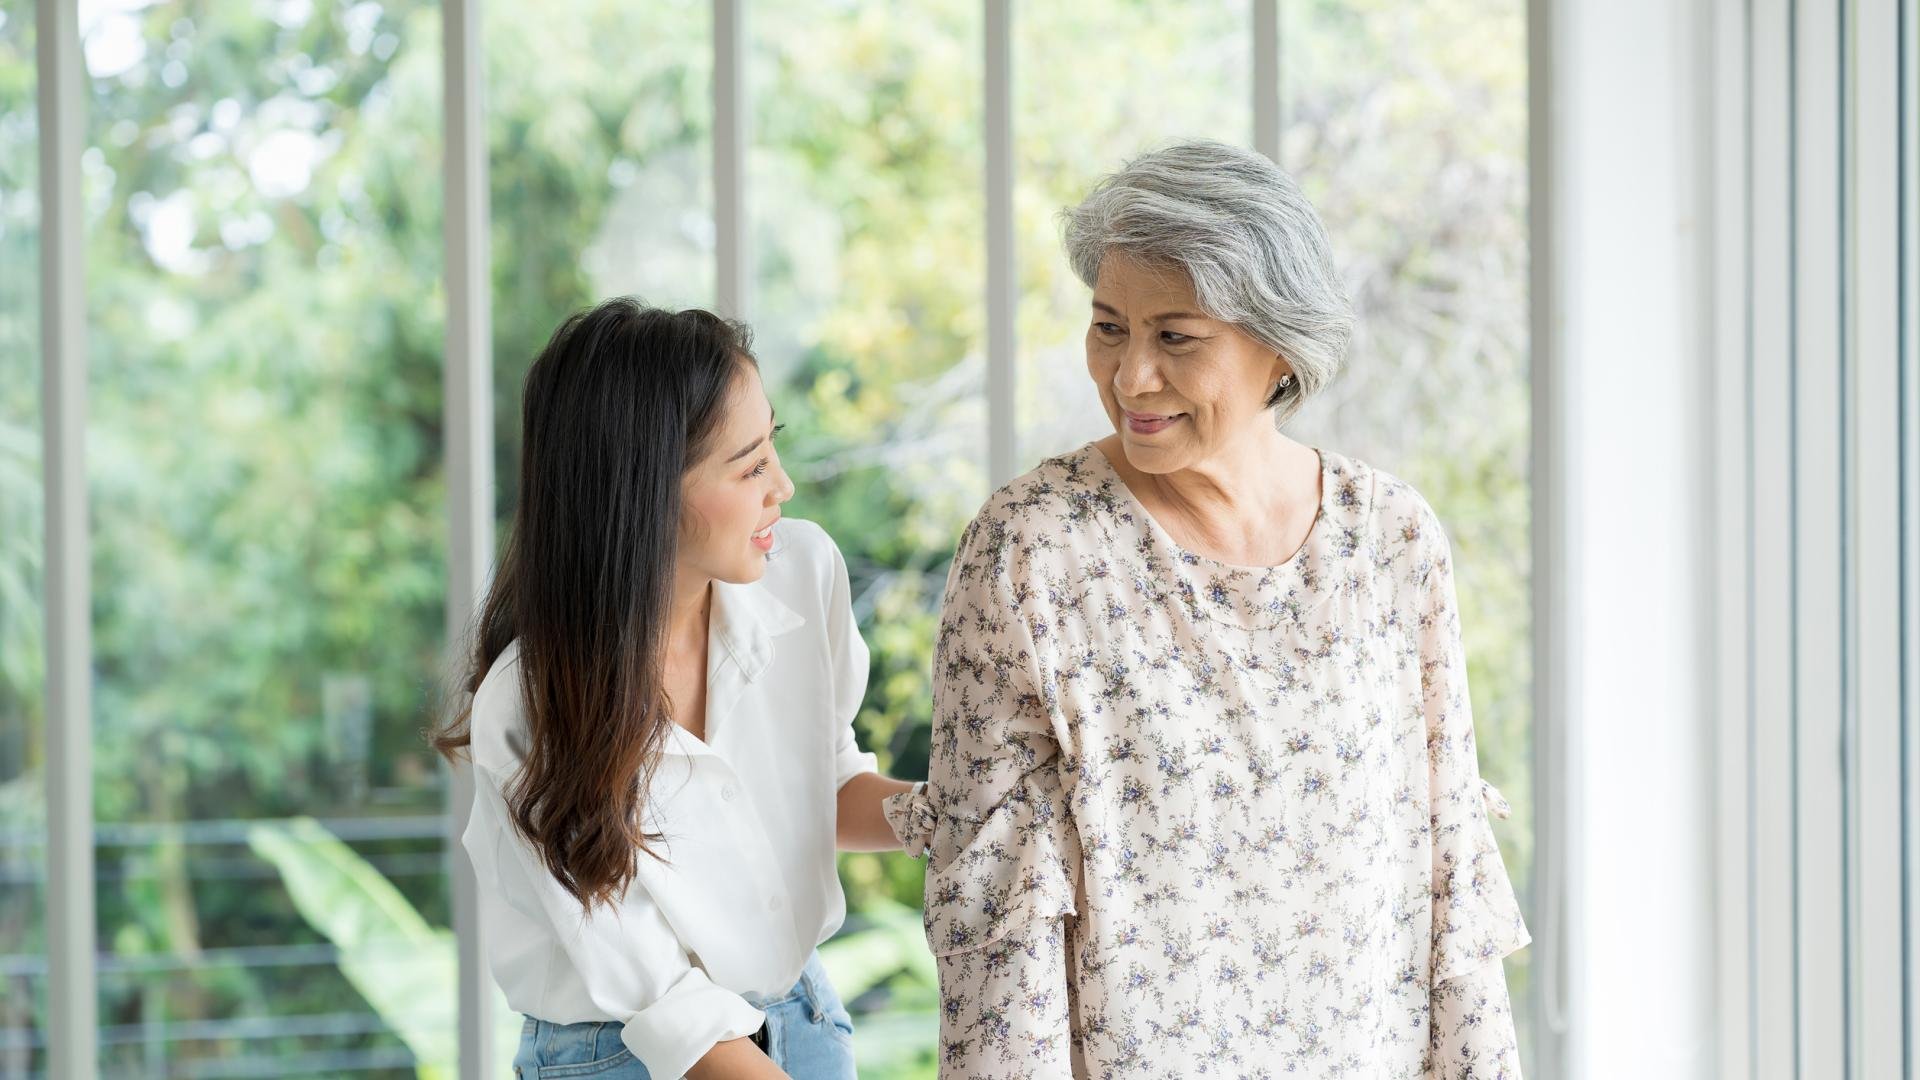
[475,764,764,1079]
[884,514,1080,1076]
[825,535,879,788]
[1415,514,1529,1075]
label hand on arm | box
[835,771,920,851]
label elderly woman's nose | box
[1114,340,1163,396]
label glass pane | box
[1015,0,1253,461]
[1282,0,1535,1063]
[484,0,715,1061]
[82,1,451,1073]
[749,3,985,1074]
[0,1,41,1075]
[488,0,714,521]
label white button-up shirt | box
[462,518,878,1079]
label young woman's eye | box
[743,424,785,479]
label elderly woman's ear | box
[1270,364,1295,406]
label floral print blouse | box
[883,443,1530,1079]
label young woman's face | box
[1085,255,1288,475]
[680,364,792,585]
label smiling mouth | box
[751,515,780,548]
[1124,410,1185,433]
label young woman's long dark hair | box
[432,299,755,911]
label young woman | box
[432,300,916,1080]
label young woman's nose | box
[771,460,795,504]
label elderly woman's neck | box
[1099,430,1322,567]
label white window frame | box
[36,0,96,1077]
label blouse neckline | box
[1084,439,1332,574]
[1069,441,1352,634]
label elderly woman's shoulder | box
[951,446,1121,560]
[980,445,1123,520]
[1333,453,1454,560]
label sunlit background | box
[8,0,1915,1078]
[0,2,1530,1075]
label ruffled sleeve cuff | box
[1480,778,1512,820]
[883,781,937,858]
[918,777,1080,957]
[1431,778,1531,983]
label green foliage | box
[247,817,458,1078]
[248,816,525,1076]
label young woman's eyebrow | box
[725,405,779,463]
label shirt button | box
[768,896,782,911]
[721,785,736,801]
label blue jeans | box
[511,951,856,1079]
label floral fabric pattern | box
[884,443,1529,1078]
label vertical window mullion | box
[1906,0,1919,1066]
[1790,0,1849,1067]
[442,0,495,1076]
[1845,0,1905,1074]
[1252,0,1280,166]
[1710,0,1757,1075]
[715,0,748,320]
[1525,0,1569,1075]
[1749,2,1800,1074]
[985,0,1014,488]
[37,0,96,1073]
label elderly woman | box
[882,139,1529,1078]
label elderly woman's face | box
[1086,255,1288,474]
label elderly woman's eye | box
[1094,321,1124,336]
[1160,331,1191,345]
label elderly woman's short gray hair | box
[1061,139,1352,423]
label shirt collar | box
[708,577,806,685]
[666,580,804,761]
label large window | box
[16,3,1537,1076]
[79,1,454,1073]
[750,5,987,1071]
[486,0,714,522]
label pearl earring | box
[1277,373,1294,389]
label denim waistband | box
[739,953,827,1022]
